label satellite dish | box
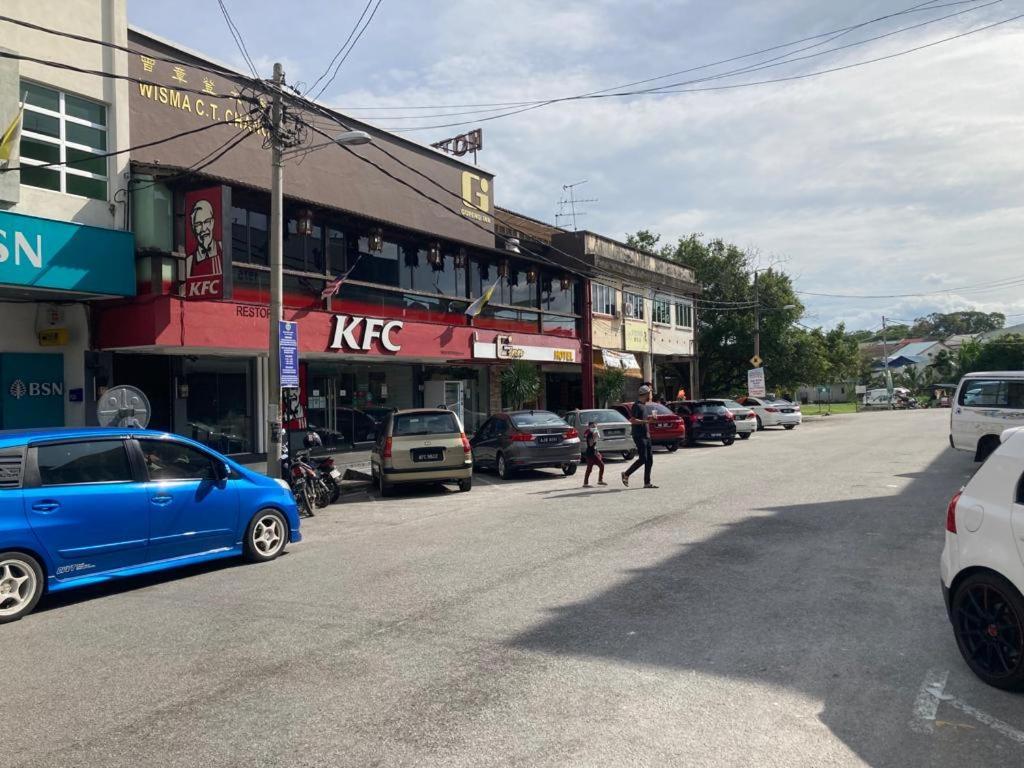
[97,385,152,429]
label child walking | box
[583,420,607,487]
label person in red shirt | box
[582,420,607,487]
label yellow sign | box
[624,321,649,352]
[750,355,763,368]
[460,171,492,224]
[37,328,69,347]
[553,350,574,362]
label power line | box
[797,273,1024,299]
[306,0,378,99]
[217,0,260,79]
[312,0,384,100]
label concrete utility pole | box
[881,315,894,402]
[753,270,760,362]
[266,62,285,478]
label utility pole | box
[881,315,894,403]
[753,270,760,362]
[266,62,285,478]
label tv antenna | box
[97,385,152,428]
[555,180,598,231]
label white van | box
[950,371,1024,461]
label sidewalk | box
[238,449,373,484]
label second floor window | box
[623,290,645,320]
[675,301,693,328]
[591,282,617,316]
[653,296,672,325]
[20,81,108,200]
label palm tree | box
[500,361,541,410]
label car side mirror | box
[213,461,230,481]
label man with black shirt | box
[622,384,658,489]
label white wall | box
[0,301,90,425]
[1,0,129,228]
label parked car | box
[0,428,301,624]
[611,402,686,451]
[470,410,580,479]
[370,409,473,496]
[941,426,1024,690]
[950,371,1024,462]
[712,398,757,439]
[669,400,738,446]
[564,408,635,460]
[735,396,802,430]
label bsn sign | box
[329,315,403,353]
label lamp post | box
[266,63,371,478]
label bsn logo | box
[8,379,63,399]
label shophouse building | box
[91,29,584,456]
[0,1,136,430]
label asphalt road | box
[5,410,1022,767]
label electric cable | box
[305,0,377,98]
[310,0,384,101]
[217,0,261,79]
[797,274,1024,299]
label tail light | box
[320,457,335,469]
[946,490,962,533]
[460,433,472,453]
[748,412,757,419]
[383,437,393,459]
[564,428,579,439]
[765,407,779,413]
[511,432,534,442]
[290,465,303,479]
[724,411,734,421]
[793,405,801,411]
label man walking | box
[622,384,657,489]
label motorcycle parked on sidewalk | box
[281,431,332,517]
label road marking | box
[911,668,1024,745]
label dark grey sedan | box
[471,411,581,480]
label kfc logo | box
[329,315,403,353]
[183,187,229,300]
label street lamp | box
[266,63,372,478]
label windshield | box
[392,412,460,436]
[696,404,729,415]
[579,410,628,424]
[646,403,674,416]
[511,412,567,428]
[721,399,744,409]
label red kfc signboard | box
[183,186,232,300]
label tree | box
[974,334,1024,372]
[594,367,626,407]
[823,323,859,390]
[909,311,1005,339]
[957,338,984,377]
[500,361,540,409]
[929,349,956,380]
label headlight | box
[274,478,292,492]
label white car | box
[941,426,1024,690]
[950,371,1024,462]
[736,396,802,430]
[709,398,757,439]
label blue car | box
[0,428,301,623]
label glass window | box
[592,283,617,316]
[392,412,460,436]
[510,411,566,428]
[284,219,325,273]
[404,247,437,293]
[37,441,132,485]
[470,258,494,298]
[139,439,217,481]
[249,211,268,264]
[541,273,576,315]
[506,267,537,308]
[623,291,645,320]
[230,206,269,266]
[653,296,672,325]
[959,380,1024,408]
[184,359,252,454]
[20,80,107,200]
[675,301,693,328]
[350,239,400,286]
[431,254,466,297]
[327,228,346,274]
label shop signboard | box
[624,321,649,352]
[0,210,135,296]
[328,315,403,353]
[279,321,299,388]
[747,367,767,398]
[601,349,641,370]
[0,353,64,428]
[473,335,576,363]
[183,186,232,300]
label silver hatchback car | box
[471,410,581,480]
[564,408,636,460]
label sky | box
[127,0,1024,332]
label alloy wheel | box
[0,560,37,618]
[251,515,284,557]
[955,582,1024,679]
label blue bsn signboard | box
[279,321,299,388]
[0,353,64,428]
[0,210,136,296]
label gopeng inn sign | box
[329,315,403,353]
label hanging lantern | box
[428,242,443,269]
[369,227,384,253]
[454,247,467,269]
[497,260,509,278]
[526,266,538,284]
[296,209,315,237]
[560,274,572,291]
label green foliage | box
[970,334,1024,373]
[928,349,956,380]
[500,360,541,410]
[594,367,627,407]
[910,311,1005,339]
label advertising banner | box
[183,186,232,300]
[747,367,767,398]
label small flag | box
[465,280,498,318]
[0,94,26,163]
[321,274,345,299]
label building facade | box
[0,1,136,429]
[91,29,584,455]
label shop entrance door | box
[424,380,465,426]
[308,374,345,451]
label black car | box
[669,400,737,446]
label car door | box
[471,419,496,466]
[135,438,239,560]
[20,438,150,578]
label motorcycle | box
[280,431,333,516]
[313,454,343,504]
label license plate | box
[605,429,625,437]
[412,450,443,462]
[781,409,793,414]
[537,435,560,445]
[706,432,721,438]
[329,469,341,479]
[656,423,671,429]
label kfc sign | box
[329,315,403,353]
[183,186,232,300]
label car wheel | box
[378,471,392,497]
[739,433,751,440]
[497,453,513,480]
[562,463,578,476]
[0,552,44,624]
[666,443,679,453]
[756,416,764,431]
[723,437,735,446]
[784,424,796,431]
[458,478,472,492]
[243,510,288,563]
[622,450,635,461]
[951,571,1024,691]
[975,435,1000,463]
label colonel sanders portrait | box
[185,198,223,280]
